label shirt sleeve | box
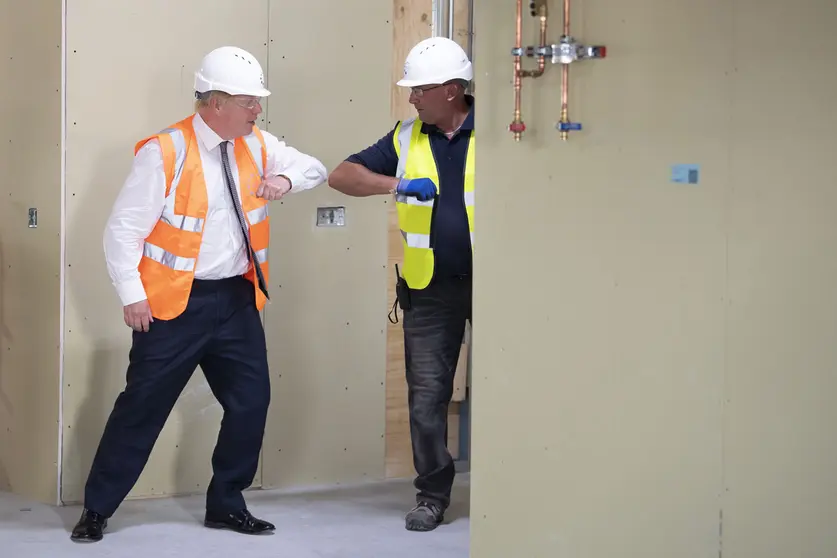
[261,131,328,194]
[102,139,167,307]
[345,124,399,177]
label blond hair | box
[194,90,231,111]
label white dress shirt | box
[104,113,327,307]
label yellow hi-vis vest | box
[392,117,475,290]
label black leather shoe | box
[70,508,108,542]
[204,509,275,534]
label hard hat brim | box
[194,72,271,97]
[396,78,432,87]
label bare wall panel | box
[61,0,269,503]
[260,0,392,488]
[722,1,837,556]
[0,0,62,505]
[470,0,727,556]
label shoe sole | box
[70,535,103,543]
[405,518,443,532]
[204,520,274,534]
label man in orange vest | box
[70,46,327,543]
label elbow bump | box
[327,166,346,189]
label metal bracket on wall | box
[28,208,37,228]
[509,0,607,141]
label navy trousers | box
[403,275,472,510]
[83,276,270,517]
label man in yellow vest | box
[70,46,327,542]
[328,36,474,532]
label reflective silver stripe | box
[161,214,203,233]
[464,190,474,206]
[254,248,268,264]
[401,230,430,249]
[242,132,265,177]
[394,193,434,207]
[395,118,416,179]
[247,205,268,225]
[143,241,196,271]
[161,127,188,194]
[394,119,433,207]
[470,231,474,245]
[158,127,206,233]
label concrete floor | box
[0,474,469,558]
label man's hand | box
[396,177,437,202]
[124,300,153,332]
[255,175,292,201]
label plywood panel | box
[722,2,837,557]
[384,0,428,480]
[259,0,392,489]
[471,0,727,556]
[386,0,473,479]
[0,0,62,505]
[61,0,269,504]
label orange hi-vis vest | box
[134,115,271,320]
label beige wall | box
[470,0,837,557]
[258,0,391,489]
[0,0,62,504]
[59,0,391,503]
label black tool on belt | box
[388,263,411,324]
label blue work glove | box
[396,177,437,202]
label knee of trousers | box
[239,386,271,417]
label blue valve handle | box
[557,121,582,131]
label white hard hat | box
[194,46,271,97]
[396,37,473,88]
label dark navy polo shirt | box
[346,96,475,282]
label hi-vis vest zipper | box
[392,117,475,290]
[133,115,271,320]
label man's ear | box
[211,96,224,113]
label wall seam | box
[57,0,68,507]
[258,0,272,489]
[719,0,738,554]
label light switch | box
[316,206,345,227]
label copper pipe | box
[563,0,570,35]
[509,0,524,141]
[560,65,569,140]
[510,0,549,140]
[559,0,571,140]
[519,3,548,78]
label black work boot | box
[405,501,444,532]
[70,508,108,542]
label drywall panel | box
[259,0,392,488]
[470,0,728,556]
[0,0,62,505]
[60,0,269,504]
[722,1,837,556]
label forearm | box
[104,227,148,306]
[104,139,166,306]
[328,161,398,197]
[270,149,327,194]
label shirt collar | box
[192,112,226,152]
